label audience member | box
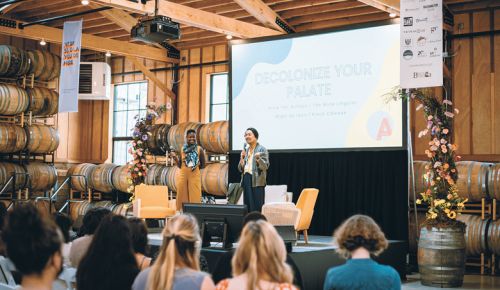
[53,212,72,266]
[132,214,215,290]
[69,207,111,267]
[216,220,297,290]
[2,203,63,290]
[323,214,401,290]
[128,217,152,270]
[77,214,139,290]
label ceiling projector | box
[131,16,181,44]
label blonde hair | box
[232,220,293,290]
[147,214,200,290]
[334,214,388,259]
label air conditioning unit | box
[78,62,111,100]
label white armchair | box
[236,185,291,205]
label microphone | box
[243,143,248,151]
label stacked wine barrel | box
[0,162,57,192]
[410,160,500,258]
[69,200,133,226]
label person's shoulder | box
[257,144,268,151]
[132,268,151,290]
[375,263,399,276]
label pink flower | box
[137,151,143,156]
[416,104,424,111]
[444,111,454,118]
[418,129,428,138]
[443,100,453,105]
[428,115,433,120]
[440,138,447,144]
[134,167,139,172]
[441,145,448,153]
[430,145,438,151]
[141,159,146,163]
[132,154,137,159]
[427,121,433,129]
[442,128,449,134]
[434,162,442,168]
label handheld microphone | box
[243,143,248,151]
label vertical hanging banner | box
[59,20,83,113]
[400,0,443,89]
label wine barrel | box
[90,164,118,193]
[147,124,171,155]
[0,45,30,77]
[26,124,59,154]
[488,163,500,200]
[27,87,58,116]
[111,165,130,193]
[93,200,116,212]
[0,162,27,190]
[69,201,93,225]
[455,161,491,202]
[167,122,202,152]
[457,214,489,256]
[112,202,133,217]
[27,50,61,81]
[408,212,426,254]
[0,124,27,153]
[0,84,29,115]
[67,163,96,192]
[488,219,500,255]
[25,162,57,192]
[145,164,165,185]
[201,163,228,196]
[199,121,229,154]
[418,226,465,287]
[164,166,179,192]
[412,161,432,201]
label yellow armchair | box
[132,184,176,219]
[295,188,319,244]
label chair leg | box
[304,230,309,244]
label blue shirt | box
[323,258,401,290]
[132,267,208,290]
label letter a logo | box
[376,118,392,140]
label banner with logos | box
[400,0,443,89]
[59,20,82,113]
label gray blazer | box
[238,143,269,187]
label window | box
[209,73,229,122]
[113,82,148,165]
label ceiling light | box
[389,13,397,18]
[226,34,233,40]
[105,51,111,57]
[39,39,46,46]
[81,0,90,5]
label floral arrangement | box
[392,88,467,226]
[127,104,167,199]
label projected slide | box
[231,24,402,151]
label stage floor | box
[149,234,407,290]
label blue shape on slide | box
[232,39,292,99]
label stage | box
[148,234,407,290]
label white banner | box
[400,0,443,89]
[58,20,82,113]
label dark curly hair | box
[128,217,148,255]
[79,207,111,236]
[2,203,62,275]
[334,214,388,258]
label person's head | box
[244,128,259,145]
[77,214,138,290]
[185,129,197,145]
[80,207,111,236]
[128,217,148,255]
[148,214,200,290]
[334,214,388,259]
[232,220,293,289]
[243,211,267,227]
[53,212,72,243]
[2,203,63,283]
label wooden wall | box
[411,7,500,162]
[0,35,110,164]
[111,44,228,124]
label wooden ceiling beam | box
[83,24,122,34]
[288,6,380,26]
[16,2,88,20]
[233,0,294,33]
[12,0,70,14]
[356,0,399,16]
[92,0,281,38]
[295,11,390,31]
[0,22,178,63]
[280,0,366,19]
[0,2,24,15]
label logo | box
[413,72,432,78]
[430,26,438,33]
[403,28,425,34]
[405,7,419,12]
[417,36,426,46]
[404,38,412,46]
[404,17,413,26]
[403,50,413,60]
[417,50,427,57]
[416,17,428,23]
[424,4,438,9]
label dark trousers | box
[242,173,265,212]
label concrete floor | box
[403,274,500,289]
